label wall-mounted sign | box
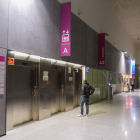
[98,33,105,66]
[68,67,71,73]
[61,2,71,56]
[43,71,49,81]
[86,67,89,73]
[132,60,135,75]
[8,57,14,65]
[0,56,5,95]
[69,77,73,81]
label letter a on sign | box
[61,45,70,56]
[63,48,68,53]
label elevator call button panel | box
[33,86,39,96]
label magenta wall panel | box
[98,33,105,66]
[61,2,71,56]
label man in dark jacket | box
[77,80,94,117]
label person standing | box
[132,81,135,91]
[77,80,95,117]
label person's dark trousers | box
[132,85,134,91]
[80,96,89,115]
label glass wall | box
[87,68,107,104]
[87,68,122,104]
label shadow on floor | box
[88,110,106,116]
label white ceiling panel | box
[109,0,140,47]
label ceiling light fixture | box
[46,58,56,61]
[57,60,66,64]
[68,62,74,65]
[74,64,82,67]
[78,11,83,16]
[10,51,29,57]
[30,55,40,59]
[46,58,57,64]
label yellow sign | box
[68,67,71,73]
[129,75,132,78]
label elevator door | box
[50,69,60,114]
[73,69,82,108]
[13,66,32,126]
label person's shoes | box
[86,114,88,117]
[77,114,84,117]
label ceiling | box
[109,0,140,47]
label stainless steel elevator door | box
[50,70,60,114]
[13,66,32,126]
[73,72,78,108]
[73,69,82,108]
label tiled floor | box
[2,90,140,140]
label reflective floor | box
[2,90,140,140]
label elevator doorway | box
[13,65,32,126]
[73,69,82,108]
[13,61,39,126]
[50,66,65,115]
[7,59,39,128]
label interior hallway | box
[2,90,140,140]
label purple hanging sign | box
[61,2,71,56]
[98,33,105,66]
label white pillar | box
[82,66,87,84]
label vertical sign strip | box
[0,56,5,95]
[132,60,135,75]
[61,2,71,56]
[98,33,105,66]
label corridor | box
[2,90,140,140]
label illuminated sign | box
[86,67,89,73]
[68,67,71,73]
[129,75,132,79]
[61,2,71,56]
[132,60,135,75]
[8,57,14,65]
[98,33,105,66]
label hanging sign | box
[61,2,71,56]
[0,56,5,95]
[98,33,105,66]
[132,60,135,75]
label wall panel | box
[0,0,131,74]
[39,58,51,120]
[0,48,7,136]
